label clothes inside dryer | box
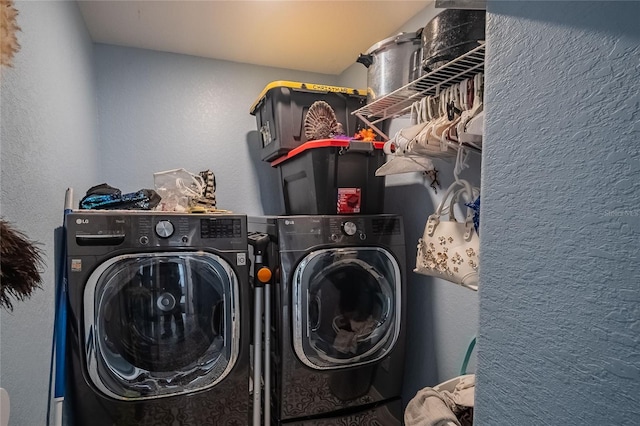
[85,252,239,400]
[293,247,400,369]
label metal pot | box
[422,9,486,72]
[357,30,423,104]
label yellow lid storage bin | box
[249,81,367,162]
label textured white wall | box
[0,1,99,425]
[477,2,640,424]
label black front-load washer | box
[65,211,250,426]
[249,215,406,425]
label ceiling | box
[77,0,431,75]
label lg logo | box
[284,219,294,225]
[76,218,89,225]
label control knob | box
[341,221,357,236]
[155,220,175,238]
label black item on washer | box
[79,183,161,210]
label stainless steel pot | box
[357,31,423,103]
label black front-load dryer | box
[249,215,406,425]
[65,211,250,426]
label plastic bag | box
[153,168,204,212]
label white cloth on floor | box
[404,375,475,426]
[440,375,475,408]
[404,387,461,426]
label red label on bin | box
[337,188,361,214]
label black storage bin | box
[271,139,386,215]
[250,81,367,162]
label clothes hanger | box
[408,94,438,155]
[411,99,421,125]
[464,73,484,141]
[456,78,473,142]
[430,87,451,152]
[445,83,464,144]
[386,96,430,155]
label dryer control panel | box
[272,214,404,251]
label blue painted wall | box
[476,1,640,424]
[0,1,98,425]
[94,44,339,216]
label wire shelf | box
[353,42,485,138]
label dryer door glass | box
[292,247,401,369]
[83,252,240,400]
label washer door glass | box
[84,252,239,400]
[292,247,401,369]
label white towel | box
[441,375,476,408]
[404,387,461,426]
[405,375,476,426]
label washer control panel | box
[200,217,243,239]
[67,212,246,252]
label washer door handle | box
[310,295,321,332]
[211,300,224,337]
